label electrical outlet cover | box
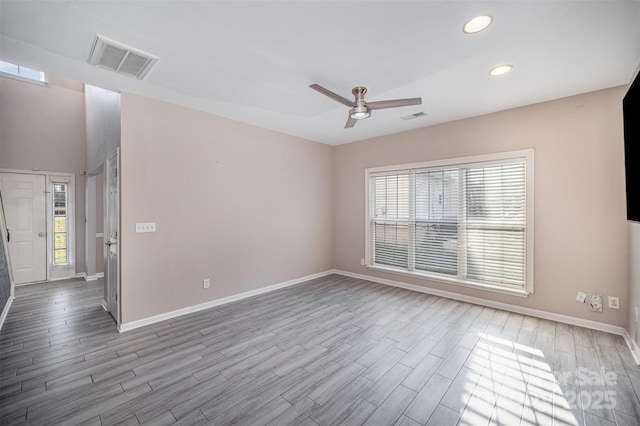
[608,296,619,309]
[590,294,603,312]
[576,291,587,303]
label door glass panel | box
[53,182,68,265]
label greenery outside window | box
[53,182,69,265]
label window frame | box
[364,149,534,297]
[0,60,47,86]
[47,174,75,280]
[52,181,70,266]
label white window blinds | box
[368,152,532,293]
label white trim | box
[114,267,638,364]
[14,280,46,286]
[0,183,15,332]
[85,272,104,281]
[101,300,108,311]
[48,174,76,280]
[74,271,104,281]
[623,332,640,365]
[0,295,14,331]
[365,149,535,175]
[0,71,47,86]
[14,276,82,286]
[367,264,529,298]
[105,149,121,324]
[118,270,334,332]
[333,269,627,336]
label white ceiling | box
[1,1,639,145]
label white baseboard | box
[118,269,334,333]
[101,300,108,311]
[332,269,628,336]
[623,332,640,365]
[16,276,75,286]
[85,272,104,281]
[75,272,105,281]
[0,295,14,331]
[113,267,638,365]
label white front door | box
[0,173,47,284]
[105,150,120,322]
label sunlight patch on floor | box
[456,332,580,425]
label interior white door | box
[105,150,120,322]
[0,173,47,284]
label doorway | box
[105,150,120,323]
[0,171,77,284]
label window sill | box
[366,264,530,298]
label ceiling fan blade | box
[310,84,354,107]
[367,97,422,110]
[344,115,358,128]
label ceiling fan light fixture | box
[463,15,493,34]
[350,105,371,120]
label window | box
[366,150,533,295]
[0,60,45,83]
[53,182,69,265]
[46,173,75,280]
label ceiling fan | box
[309,84,422,128]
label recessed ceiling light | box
[463,15,493,34]
[489,64,513,76]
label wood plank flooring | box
[1,274,639,425]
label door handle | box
[38,232,46,237]
[105,241,112,246]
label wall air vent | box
[400,112,427,120]
[87,35,158,80]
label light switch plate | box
[576,291,587,303]
[590,294,603,312]
[135,222,156,233]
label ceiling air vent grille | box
[401,112,427,120]
[87,35,158,80]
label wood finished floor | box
[1,275,639,426]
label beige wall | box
[629,222,640,342]
[119,93,333,323]
[334,86,629,326]
[0,75,87,273]
[3,74,630,331]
